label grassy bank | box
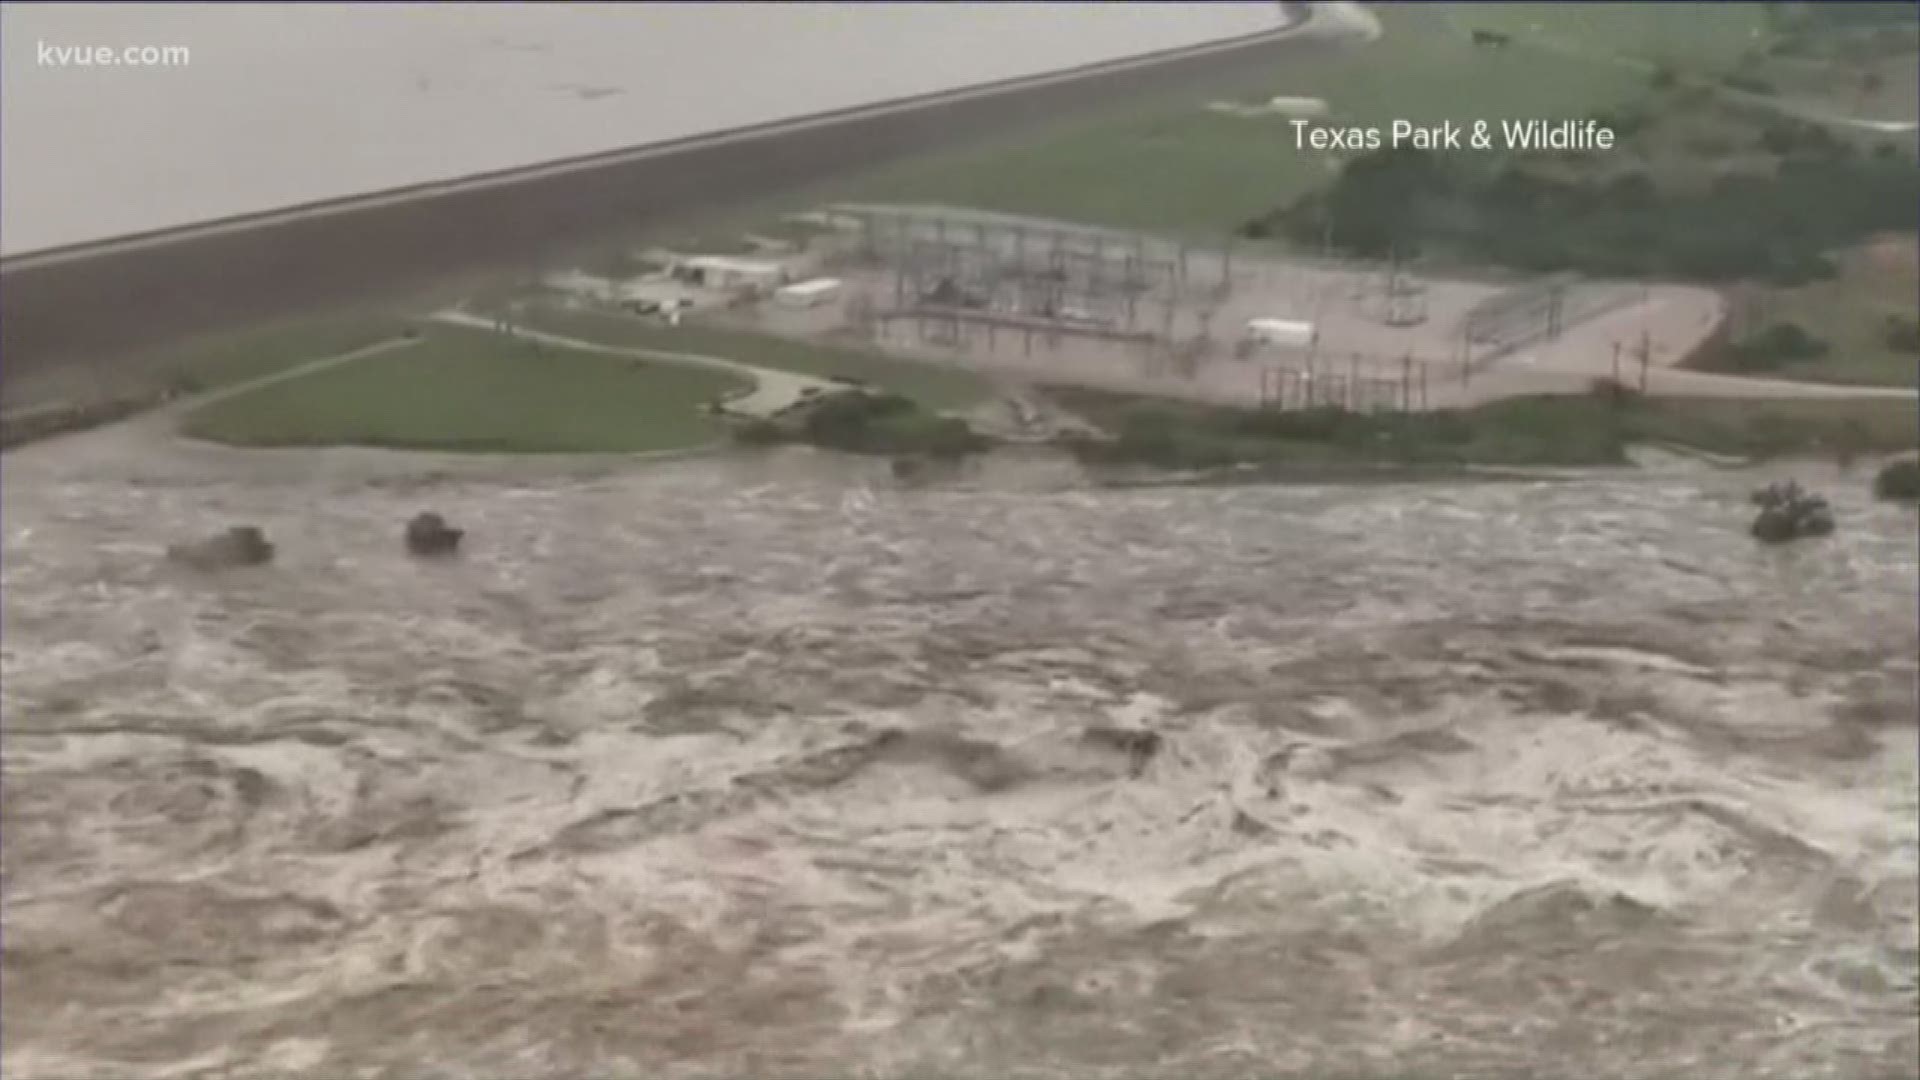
[1045,384,1920,473]
[150,311,418,395]
[509,304,993,411]
[0,398,159,451]
[1699,239,1920,387]
[736,390,991,460]
[1,309,420,451]
[183,326,743,453]
[3,309,413,415]
[1743,6,1919,123]
[1250,100,1918,282]
[835,3,1765,238]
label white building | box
[676,256,787,292]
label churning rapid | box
[2,432,1916,1079]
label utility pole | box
[1162,298,1176,368]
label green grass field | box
[1744,12,1920,122]
[2,309,414,415]
[155,311,417,392]
[183,326,745,452]
[511,305,995,411]
[1047,381,1919,473]
[835,3,1769,238]
[1752,241,1920,387]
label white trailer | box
[1245,317,1316,350]
[775,277,842,309]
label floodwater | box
[0,1,1285,255]
[3,429,1916,1078]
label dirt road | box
[1448,287,1919,407]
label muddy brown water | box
[3,436,1916,1078]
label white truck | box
[774,278,842,309]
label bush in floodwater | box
[1872,457,1920,502]
[756,390,992,459]
[1750,480,1837,543]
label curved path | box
[429,309,835,419]
[180,336,425,413]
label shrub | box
[766,389,992,459]
[798,390,914,451]
[1589,377,1643,406]
[919,417,991,459]
[1725,321,1830,370]
[733,420,788,447]
[1883,315,1920,356]
[1253,131,1920,286]
[1873,457,1920,501]
[1721,72,1778,95]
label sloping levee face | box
[0,25,1319,381]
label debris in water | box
[1082,725,1163,777]
[165,525,275,570]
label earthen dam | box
[0,1,1347,381]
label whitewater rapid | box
[2,434,1915,1078]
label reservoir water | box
[0,2,1284,256]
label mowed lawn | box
[3,309,413,414]
[513,305,995,411]
[183,326,746,452]
[155,310,415,391]
[839,3,1768,237]
[1758,49,1920,123]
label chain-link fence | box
[1459,273,1641,371]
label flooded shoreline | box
[3,430,1915,1077]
